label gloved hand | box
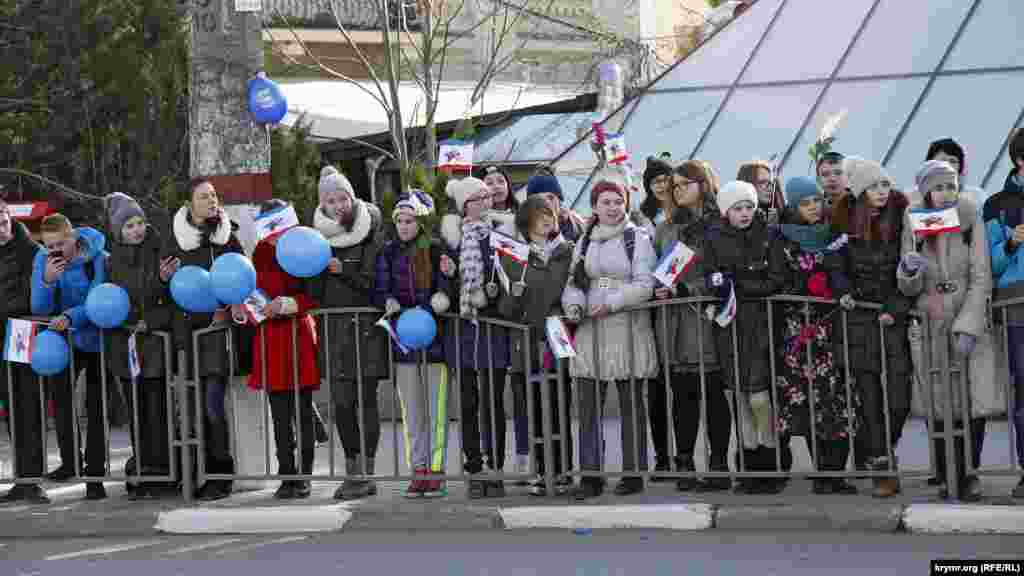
[954,332,977,356]
[566,305,583,322]
[900,252,927,275]
[839,294,856,311]
[385,297,401,316]
[907,320,922,341]
[710,272,725,288]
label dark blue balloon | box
[170,265,220,313]
[248,73,287,125]
[32,330,70,376]
[211,253,257,305]
[85,283,131,329]
[395,307,437,351]
[275,226,331,278]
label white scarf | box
[314,201,373,249]
[173,205,231,251]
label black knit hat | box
[642,155,673,195]
[926,138,965,176]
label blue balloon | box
[85,283,131,329]
[170,265,220,313]
[275,226,331,279]
[248,73,287,125]
[32,330,70,376]
[211,253,257,305]
[395,307,437,351]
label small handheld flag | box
[254,204,299,242]
[604,132,628,165]
[490,231,530,263]
[908,206,960,237]
[714,282,737,328]
[438,139,473,172]
[375,314,409,355]
[653,241,698,288]
[545,316,576,359]
[241,289,270,325]
[128,332,141,379]
[4,319,37,364]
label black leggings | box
[5,363,44,479]
[460,368,507,473]
[333,378,380,459]
[122,377,171,474]
[932,418,986,483]
[856,371,910,461]
[268,389,315,475]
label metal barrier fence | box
[3,295,1020,504]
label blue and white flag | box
[375,313,409,355]
[604,132,628,165]
[545,316,576,359]
[653,241,697,288]
[254,204,299,242]
[438,139,473,171]
[714,282,737,328]
[4,319,37,364]
[128,332,141,379]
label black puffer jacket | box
[830,193,912,376]
[106,228,174,380]
[703,217,784,393]
[0,221,40,391]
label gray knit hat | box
[104,192,145,242]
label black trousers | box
[856,371,910,461]
[461,368,507,473]
[5,362,44,479]
[333,378,380,459]
[932,418,986,483]
[811,440,851,476]
[660,371,732,465]
[268,389,315,475]
[121,377,171,475]
[51,351,105,476]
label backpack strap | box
[623,226,636,264]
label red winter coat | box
[247,238,320,392]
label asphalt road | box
[2,530,1022,574]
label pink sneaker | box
[405,468,428,498]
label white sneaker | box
[514,454,530,486]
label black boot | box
[698,451,731,492]
[650,455,672,483]
[675,454,698,492]
[573,477,605,501]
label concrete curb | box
[155,504,353,534]
[903,504,1024,534]
[498,504,714,531]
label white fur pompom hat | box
[717,180,758,216]
[441,177,489,249]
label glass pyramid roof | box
[547,0,1024,215]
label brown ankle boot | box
[871,456,900,498]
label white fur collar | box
[441,209,517,250]
[315,201,374,249]
[173,205,232,251]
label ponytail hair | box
[570,217,600,290]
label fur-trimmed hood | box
[173,205,233,251]
[314,200,381,249]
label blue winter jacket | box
[31,227,109,352]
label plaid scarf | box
[460,219,490,317]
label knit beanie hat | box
[642,155,673,196]
[816,151,845,169]
[717,181,758,216]
[590,179,627,207]
[318,166,355,204]
[392,189,435,221]
[526,173,563,201]
[445,177,489,215]
[104,192,145,242]
[843,156,889,198]
[926,138,965,175]
[915,159,958,196]
[784,176,822,207]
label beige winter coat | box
[562,219,659,381]
[898,195,1005,419]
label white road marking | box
[44,540,165,561]
[213,535,308,556]
[0,505,29,513]
[164,537,243,556]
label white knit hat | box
[318,166,355,203]
[445,177,489,215]
[844,156,889,198]
[717,180,758,216]
[915,159,958,195]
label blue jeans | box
[1006,327,1024,468]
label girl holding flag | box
[652,160,733,492]
[704,181,785,494]
[244,200,321,500]
[496,196,575,496]
[562,179,658,500]
[374,190,452,498]
[898,160,995,502]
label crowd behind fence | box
[3,293,1020,504]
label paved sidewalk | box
[1,420,1021,536]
